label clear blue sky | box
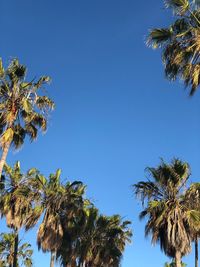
[0,0,200,266]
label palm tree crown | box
[147,0,200,95]
[0,232,33,267]
[0,161,40,267]
[0,58,54,178]
[57,206,132,267]
[34,169,86,267]
[133,159,199,267]
[0,161,39,230]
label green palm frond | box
[165,0,190,14]
[12,124,26,149]
[0,128,14,146]
[33,76,51,91]
[22,99,32,113]
[7,59,26,83]
[133,181,162,204]
[25,123,38,141]
[147,28,173,48]
[172,18,191,35]
[186,210,200,227]
[27,168,39,176]
[31,113,47,131]
[36,96,55,110]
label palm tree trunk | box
[175,251,182,267]
[13,231,19,267]
[50,251,56,267]
[0,141,11,179]
[195,236,199,267]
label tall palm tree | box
[0,232,33,267]
[0,58,54,178]
[133,158,199,267]
[185,182,200,267]
[147,0,200,95]
[35,169,85,267]
[0,161,39,267]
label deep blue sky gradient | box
[0,1,200,266]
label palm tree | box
[76,206,99,267]
[133,158,199,267]
[147,0,200,95]
[0,232,33,267]
[56,202,88,267]
[89,214,132,267]
[185,182,200,267]
[35,169,85,267]
[0,58,54,178]
[58,206,132,267]
[0,161,39,267]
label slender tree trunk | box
[195,236,199,267]
[50,251,56,267]
[175,251,182,267]
[0,141,11,179]
[13,231,19,267]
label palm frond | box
[36,96,55,110]
[147,28,173,48]
[165,0,190,15]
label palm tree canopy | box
[0,232,33,267]
[36,169,86,255]
[0,58,54,149]
[57,206,132,267]
[133,159,199,259]
[147,0,200,95]
[0,161,41,231]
